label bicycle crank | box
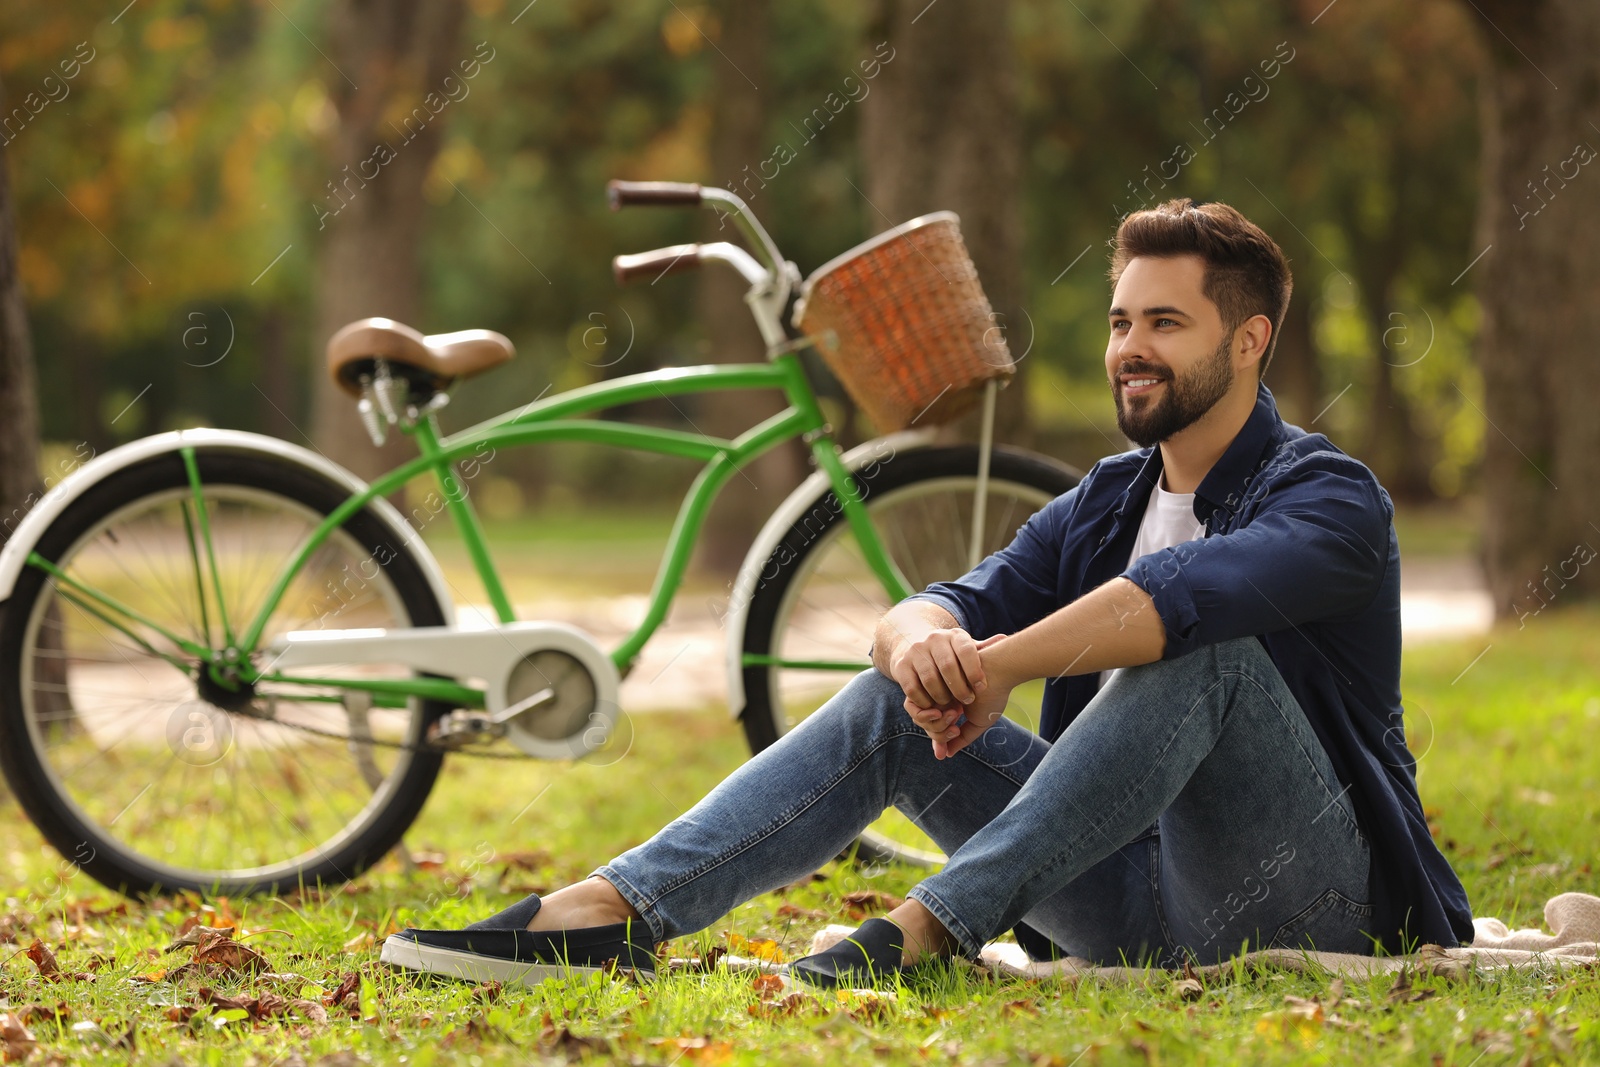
[267,621,621,760]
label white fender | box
[0,428,455,626]
[721,428,935,716]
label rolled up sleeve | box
[1123,453,1391,658]
[905,487,1079,639]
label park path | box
[458,555,1496,714]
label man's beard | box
[1113,337,1235,447]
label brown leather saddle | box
[326,317,514,400]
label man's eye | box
[1156,318,1179,327]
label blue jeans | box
[597,636,1373,967]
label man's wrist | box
[979,636,1032,691]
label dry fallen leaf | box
[840,890,904,919]
[1385,965,1437,1005]
[771,992,815,1017]
[750,973,786,998]
[164,1005,199,1025]
[194,930,270,973]
[648,1036,734,1064]
[325,971,361,1010]
[749,990,816,1018]
[197,988,256,1014]
[61,900,128,926]
[24,940,90,983]
[12,1005,69,1028]
[724,933,785,963]
[542,1024,610,1060]
[1282,995,1325,1020]
[166,925,235,952]
[24,941,59,979]
[0,1012,37,1064]
[164,929,272,981]
[844,989,899,1023]
[1255,1008,1323,1046]
[497,849,551,870]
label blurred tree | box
[0,83,43,547]
[859,0,1028,442]
[308,0,466,479]
[3,1,317,447]
[0,0,1502,522]
[1015,0,1481,497]
[1463,0,1600,616]
[1292,1,1481,501]
[690,0,806,577]
[1,79,70,738]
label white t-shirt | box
[1098,476,1206,690]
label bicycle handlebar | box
[608,179,795,348]
[613,242,771,289]
[608,180,703,209]
[612,244,702,285]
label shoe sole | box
[380,936,653,986]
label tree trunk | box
[1340,142,1437,503]
[1361,340,1435,502]
[690,0,805,579]
[859,0,1028,443]
[0,119,42,543]
[1265,290,1321,429]
[1466,0,1600,618]
[257,306,296,439]
[0,104,70,744]
[309,0,465,481]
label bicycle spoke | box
[14,470,438,892]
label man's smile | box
[1121,377,1165,397]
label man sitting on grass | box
[382,198,1474,987]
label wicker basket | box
[793,212,1013,432]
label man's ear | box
[1234,314,1273,375]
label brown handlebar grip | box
[608,180,704,209]
[612,244,702,285]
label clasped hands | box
[886,627,1015,760]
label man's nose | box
[1114,324,1154,358]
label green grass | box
[1391,499,1480,559]
[2,607,1598,1064]
[423,502,733,604]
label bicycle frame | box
[32,349,915,711]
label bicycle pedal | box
[428,710,508,750]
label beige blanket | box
[805,892,1600,982]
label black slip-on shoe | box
[381,894,657,985]
[466,891,545,931]
[786,917,906,989]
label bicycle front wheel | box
[738,444,1082,868]
[0,450,450,896]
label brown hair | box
[1109,199,1293,374]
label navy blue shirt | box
[909,382,1474,952]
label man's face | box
[1105,254,1236,448]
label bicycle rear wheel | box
[738,445,1081,867]
[0,451,450,896]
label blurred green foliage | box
[3,0,1486,500]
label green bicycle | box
[0,181,1081,896]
